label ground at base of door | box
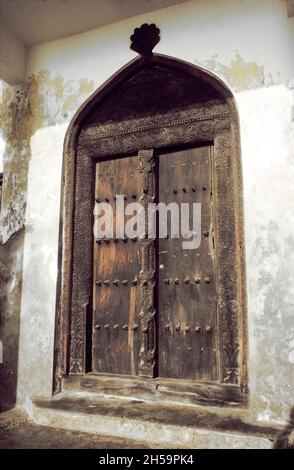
[0,408,160,449]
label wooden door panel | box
[157,146,218,381]
[93,155,140,375]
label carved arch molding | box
[54,52,248,401]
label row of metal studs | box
[94,324,212,332]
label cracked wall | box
[0,0,293,429]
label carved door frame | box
[53,53,248,403]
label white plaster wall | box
[238,85,294,424]
[16,124,67,404]
[17,0,294,424]
[26,0,294,86]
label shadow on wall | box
[274,407,294,449]
[0,230,25,411]
[0,81,33,411]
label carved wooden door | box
[93,145,218,381]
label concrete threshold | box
[29,391,281,449]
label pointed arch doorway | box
[54,27,248,405]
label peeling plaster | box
[0,71,94,244]
[0,72,94,410]
[194,52,281,92]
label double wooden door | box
[93,145,218,381]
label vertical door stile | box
[137,149,156,378]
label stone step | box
[63,373,246,407]
[30,392,281,449]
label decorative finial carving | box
[130,23,160,56]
